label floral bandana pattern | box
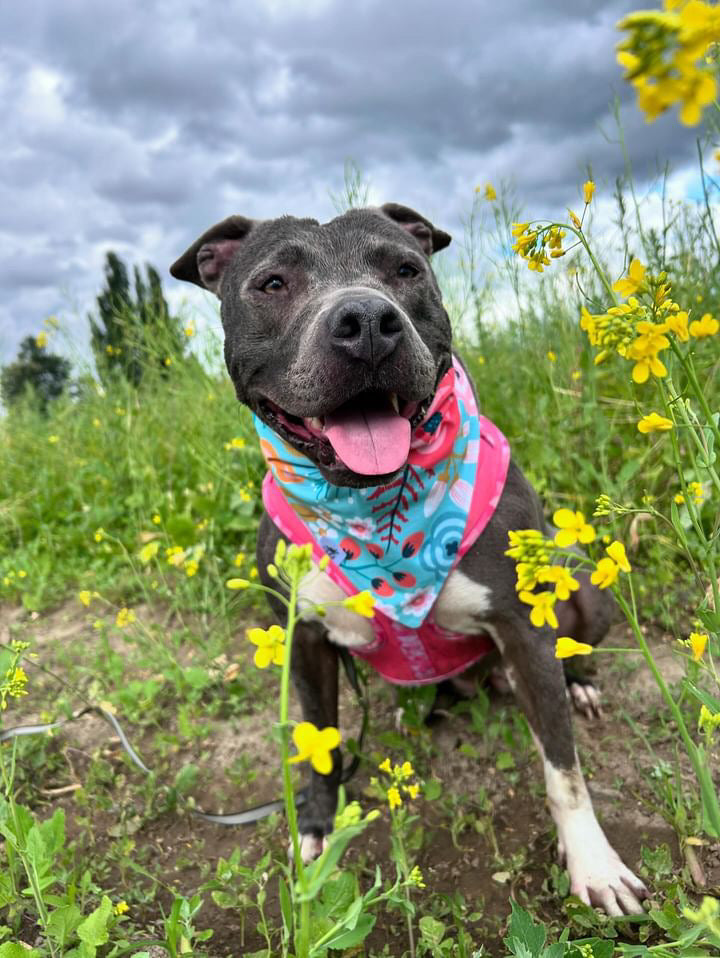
[255,357,510,630]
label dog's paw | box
[288,832,330,863]
[567,679,602,719]
[559,832,648,916]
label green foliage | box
[0,336,71,412]
[89,251,187,386]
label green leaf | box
[47,904,83,948]
[299,822,367,901]
[424,778,442,801]
[76,895,112,956]
[313,913,375,953]
[320,871,356,918]
[503,901,546,957]
[418,916,446,946]
[165,514,196,547]
[278,876,293,941]
[0,946,41,958]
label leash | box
[0,647,369,826]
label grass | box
[1,151,720,955]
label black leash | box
[0,647,369,826]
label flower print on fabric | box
[255,358,508,628]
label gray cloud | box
[0,0,703,365]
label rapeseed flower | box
[689,631,708,661]
[664,310,690,340]
[116,608,136,628]
[114,901,130,916]
[607,540,631,572]
[555,637,593,659]
[289,721,341,775]
[247,624,286,668]
[583,180,595,204]
[689,312,719,337]
[518,589,559,629]
[553,509,596,548]
[483,183,497,201]
[387,786,402,810]
[138,541,160,563]
[538,565,581,601]
[342,591,375,617]
[35,332,48,348]
[613,258,646,297]
[638,412,673,433]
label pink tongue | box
[324,402,411,475]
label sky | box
[0,0,703,366]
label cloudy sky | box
[1,0,700,365]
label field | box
[2,87,720,958]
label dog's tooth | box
[308,417,323,431]
[389,393,400,413]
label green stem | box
[615,587,720,837]
[277,570,309,958]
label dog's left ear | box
[170,214,255,297]
[379,203,451,256]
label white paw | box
[291,833,329,864]
[559,828,648,915]
[567,680,602,719]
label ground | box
[2,600,719,956]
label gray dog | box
[170,203,648,916]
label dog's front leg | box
[493,611,648,916]
[290,619,342,862]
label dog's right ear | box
[170,215,255,297]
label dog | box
[170,203,648,916]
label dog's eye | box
[261,275,285,292]
[397,263,419,278]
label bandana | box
[254,357,509,628]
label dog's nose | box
[326,297,405,366]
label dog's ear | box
[170,215,255,296]
[379,203,451,256]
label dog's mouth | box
[260,390,432,477]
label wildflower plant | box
[509,162,720,839]
[225,542,425,958]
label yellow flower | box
[233,552,246,567]
[227,577,250,589]
[35,332,48,349]
[184,325,195,337]
[138,541,160,563]
[688,481,704,504]
[378,758,393,775]
[689,313,719,338]
[78,590,93,607]
[227,437,246,449]
[674,492,685,504]
[553,509,596,548]
[164,357,172,366]
[185,559,199,577]
[568,209,582,229]
[94,528,105,543]
[387,786,402,810]
[555,637,593,659]
[664,310,690,341]
[547,350,557,362]
[404,783,420,799]
[583,180,595,204]
[246,625,286,668]
[538,566,580,601]
[590,557,619,589]
[612,259,646,297]
[518,590,559,629]
[48,435,59,444]
[114,901,129,916]
[606,540,631,572]
[289,721,341,775]
[483,182,497,201]
[571,370,582,381]
[408,865,426,888]
[689,631,708,661]
[152,514,162,525]
[342,591,375,618]
[116,608,136,628]
[638,412,673,433]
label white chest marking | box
[297,567,375,648]
[433,569,493,633]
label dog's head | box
[170,204,452,488]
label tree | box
[1,336,71,411]
[89,252,186,385]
